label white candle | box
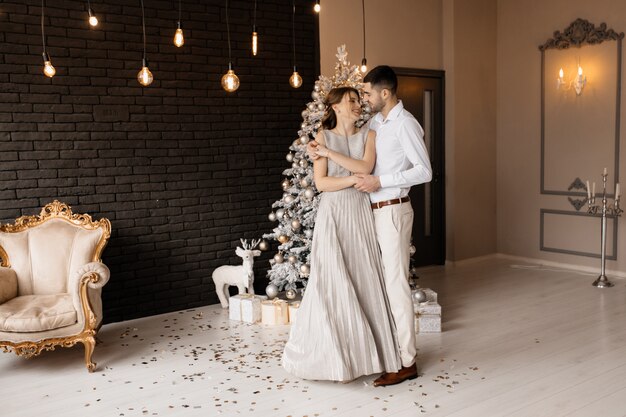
[587,180,591,199]
[616,183,620,199]
[592,182,596,197]
[604,167,608,176]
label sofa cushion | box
[0,294,77,332]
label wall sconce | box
[557,63,587,95]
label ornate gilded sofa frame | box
[0,201,111,372]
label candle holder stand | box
[586,172,622,288]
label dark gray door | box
[395,68,445,266]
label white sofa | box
[0,200,111,372]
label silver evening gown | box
[282,128,402,382]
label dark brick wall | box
[0,0,318,322]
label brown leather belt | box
[371,196,410,209]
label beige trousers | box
[373,201,416,367]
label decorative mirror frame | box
[539,18,624,196]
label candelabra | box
[586,170,622,287]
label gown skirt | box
[282,185,402,381]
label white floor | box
[2,258,626,417]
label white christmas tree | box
[262,46,371,295]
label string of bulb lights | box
[39,0,321,91]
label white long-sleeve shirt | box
[368,100,433,203]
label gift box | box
[228,294,265,323]
[261,299,289,325]
[288,302,300,324]
[416,314,441,333]
[416,301,441,315]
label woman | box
[282,87,401,382]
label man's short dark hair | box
[363,65,397,95]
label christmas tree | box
[262,46,371,295]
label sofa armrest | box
[0,266,18,304]
[69,262,111,292]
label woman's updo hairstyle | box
[320,86,360,130]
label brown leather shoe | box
[373,364,418,387]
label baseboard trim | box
[442,253,626,280]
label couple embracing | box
[282,66,433,387]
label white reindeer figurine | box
[213,239,261,308]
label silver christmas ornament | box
[284,195,294,204]
[413,289,427,303]
[304,187,315,199]
[275,209,285,219]
[292,162,299,169]
[277,234,289,243]
[314,84,321,92]
[291,219,301,230]
[259,240,269,251]
[300,178,309,187]
[300,135,309,145]
[265,284,279,299]
[316,102,325,111]
[301,122,307,130]
[301,110,309,118]
[299,159,309,168]
[274,253,284,263]
[288,255,297,264]
[409,245,416,255]
[300,264,310,275]
[286,289,297,300]
[282,179,290,190]
[268,212,277,221]
[304,229,313,238]
[307,103,316,111]
[312,91,319,100]
[286,153,294,162]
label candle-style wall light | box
[557,59,587,95]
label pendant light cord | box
[253,0,257,32]
[87,0,92,11]
[41,0,46,52]
[178,0,181,23]
[362,0,366,59]
[140,0,147,61]
[291,0,296,70]
[226,0,232,64]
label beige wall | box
[497,0,626,272]
[319,0,498,262]
[319,0,443,75]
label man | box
[308,65,432,386]
[357,65,432,386]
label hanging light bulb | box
[42,52,55,78]
[289,0,302,88]
[314,0,321,13]
[290,67,302,88]
[252,31,258,56]
[222,64,240,92]
[86,0,98,27]
[41,0,56,78]
[222,0,239,92]
[88,9,98,26]
[251,0,258,56]
[360,58,367,73]
[173,0,184,47]
[137,58,153,86]
[137,0,153,86]
[174,22,184,47]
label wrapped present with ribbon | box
[288,301,301,324]
[261,299,289,325]
[229,294,264,323]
